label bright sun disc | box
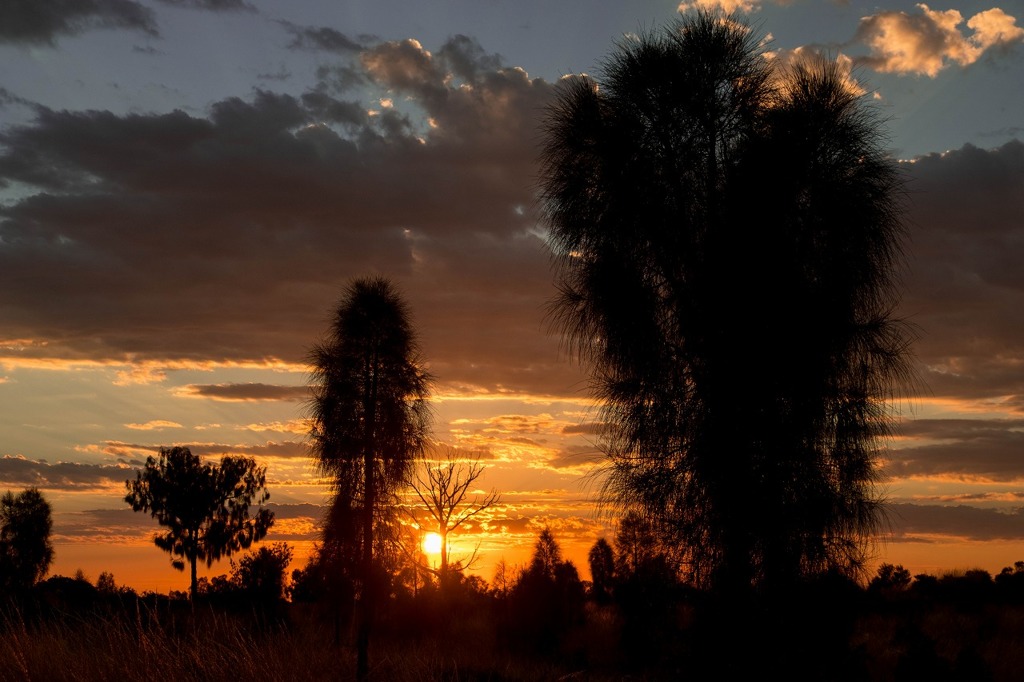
[423,532,442,555]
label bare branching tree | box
[406,447,500,587]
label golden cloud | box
[123,420,183,431]
[241,419,310,434]
[856,4,1024,77]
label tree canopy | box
[125,446,274,599]
[540,11,914,593]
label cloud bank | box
[0,0,157,45]
[0,30,578,398]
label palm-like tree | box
[540,12,914,594]
[308,276,431,679]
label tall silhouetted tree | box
[0,487,54,593]
[125,446,274,599]
[308,276,431,680]
[540,11,914,595]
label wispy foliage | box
[307,276,431,677]
[124,446,274,599]
[541,11,915,593]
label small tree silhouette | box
[0,487,54,592]
[587,538,615,605]
[231,542,293,603]
[95,571,117,594]
[869,563,912,594]
[508,528,586,655]
[125,446,274,599]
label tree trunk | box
[357,350,379,682]
[190,553,198,602]
[439,530,449,592]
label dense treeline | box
[5,523,1024,680]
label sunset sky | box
[1,0,1023,594]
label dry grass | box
[0,603,590,682]
[6,593,1024,681]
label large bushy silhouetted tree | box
[125,446,274,599]
[308,276,431,680]
[540,11,914,594]
[0,487,54,593]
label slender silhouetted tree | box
[308,276,431,680]
[587,537,615,604]
[540,11,914,595]
[125,446,274,599]
[0,487,54,593]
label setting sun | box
[422,532,443,555]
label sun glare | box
[422,532,443,555]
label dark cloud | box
[188,440,308,459]
[561,422,604,435]
[179,383,310,402]
[545,444,604,470]
[52,507,150,541]
[885,419,1024,481]
[281,21,365,54]
[312,64,367,94]
[886,503,1024,542]
[53,502,319,542]
[0,442,311,493]
[0,0,157,45]
[257,69,291,83]
[156,0,253,11]
[87,439,308,462]
[1,32,1017,415]
[0,87,35,109]
[437,34,504,82]
[0,36,577,397]
[421,443,495,461]
[0,455,132,490]
[896,141,1024,405]
[980,126,1024,140]
[265,502,322,520]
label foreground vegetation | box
[5,560,1024,681]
